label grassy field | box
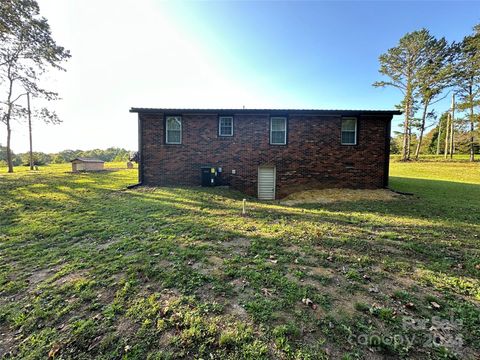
[0,160,479,359]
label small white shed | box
[71,158,105,172]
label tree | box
[0,142,21,165]
[413,37,453,159]
[27,99,61,169]
[0,143,7,163]
[0,0,70,172]
[0,0,39,36]
[374,29,439,161]
[373,29,458,161]
[19,150,50,165]
[454,24,480,161]
[431,112,449,154]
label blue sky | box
[167,1,479,115]
[4,1,480,152]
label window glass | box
[270,117,286,144]
[341,118,357,145]
[219,116,233,136]
[341,131,356,145]
[166,116,181,144]
[342,119,356,131]
[271,118,286,131]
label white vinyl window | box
[341,118,357,145]
[219,116,233,136]
[166,116,182,144]
[270,117,287,145]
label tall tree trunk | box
[415,102,429,160]
[407,126,411,160]
[470,107,475,162]
[449,117,454,159]
[436,122,442,155]
[444,113,450,159]
[449,94,455,159]
[469,88,475,162]
[401,101,409,161]
[27,92,33,170]
[5,71,14,173]
[6,119,13,173]
[401,80,413,161]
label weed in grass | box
[354,302,370,313]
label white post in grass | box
[242,199,246,215]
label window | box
[270,117,287,145]
[166,116,182,144]
[341,118,357,145]
[219,116,233,136]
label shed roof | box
[130,108,402,116]
[70,158,105,163]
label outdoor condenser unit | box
[201,166,219,187]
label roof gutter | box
[129,107,402,116]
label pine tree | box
[374,29,438,161]
[414,37,453,159]
[454,24,480,162]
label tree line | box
[374,25,480,161]
[390,111,477,156]
[0,145,134,166]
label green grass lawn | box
[0,161,479,359]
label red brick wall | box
[139,112,390,198]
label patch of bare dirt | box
[115,317,139,339]
[334,293,373,316]
[0,324,17,358]
[281,188,401,205]
[224,303,248,320]
[156,259,173,269]
[192,256,224,277]
[220,237,250,249]
[289,263,337,279]
[305,265,335,277]
[53,269,89,286]
[229,278,248,292]
[95,285,116,304]
[96,238,121,250]
[219,237,250,256]
[284,245,302,254]
[226,277,256,311]
[27,265,62,292]
[28,269,53,287]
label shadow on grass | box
[2,172,479,289]
[1,170,480,358]
[389,176,480,224]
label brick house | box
[130,108,400,199]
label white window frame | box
[218,116,234,137]
[165,116,182,144]
[270,117,287,145]
[341,117,357,145]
